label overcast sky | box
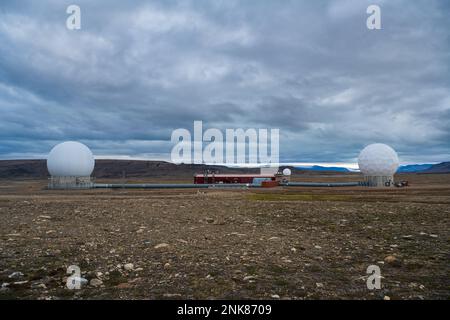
[0,0,449,164]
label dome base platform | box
[48,176,94,190]
[362,175,395,187]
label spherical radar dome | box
[47,141,95,177]
[358,143,399,176]
[282,168,292,176]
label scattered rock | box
[429,234,438,238]
[314,245,322,249]
[154,243,170,250]
[243,275,257,281]
[384,255,397,263]
[384,255,401,266]
[31,283,47,289]
[164,263,171,269]
[90,278,103,287]
[316,282,324,288]
[8,271,24,279]
[271,294,280,299]
[124,263,134,271]
[383,295,391,300]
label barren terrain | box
[0,173,449,300]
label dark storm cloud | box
[0,0,449,163]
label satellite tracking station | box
[46,141,401,190]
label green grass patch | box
[247,194,351,202]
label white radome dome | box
[47,141,95,177]
[282,168,292,176]
[358,143,399,176]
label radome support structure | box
[47,141,95,190]
[358,143,399,187]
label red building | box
[194,174,276,184]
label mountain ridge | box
[0,160,448,179]
[420,162,450,174]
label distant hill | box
[397,164,433,173]
[0,159,261,180]
[421,162,450,174]
[0,160,48,179]
[295,163,444,173]
[2,159,447,179]
[93,160,261,179]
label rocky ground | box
[0,174,449,300]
